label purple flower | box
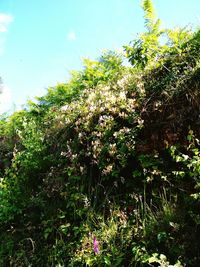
[93,236,100,254]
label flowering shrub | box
[0,1,199,266]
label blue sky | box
[0,0,199,113]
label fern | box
[142,0,160,33]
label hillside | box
[0,1,200,266]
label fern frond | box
[142,0,156,32]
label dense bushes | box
[0,1,199,266]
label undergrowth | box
[0,0,199,266]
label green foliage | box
[124,0,196,71]
[142,0,160,33]
[30,51,124,114]
[148,253,183,267]
[81,51,125,87]
[124,0,164,69]
[0,1,200,266]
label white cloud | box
[0,14,13,56]
[0,13,13,33]
[67,31,76,41]
[0,85,13,114]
